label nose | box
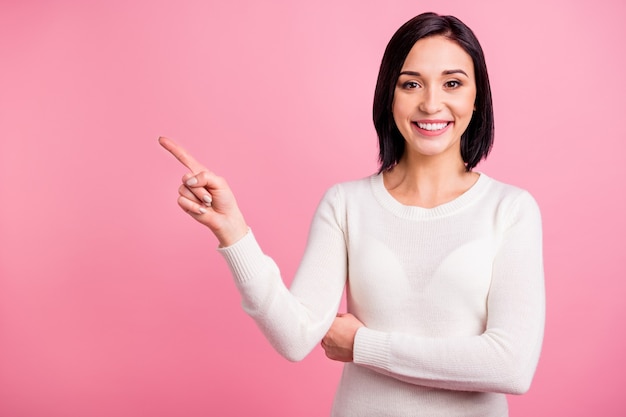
[418,87,442,114]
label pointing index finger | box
[158,136,204,173]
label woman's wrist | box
[215,220,249,248]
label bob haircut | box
[373,12,494,173]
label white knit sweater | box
[219,173,545,417]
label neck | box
[383,154,478,208]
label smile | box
[411,121,453,137]
[415,121,450,131]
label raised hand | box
[159,136,248,247]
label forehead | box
[401,35,474,75]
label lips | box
[412,120,452,136]
[416,121,449,131]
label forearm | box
[220,231,344,361]
[354,319,544,394]
[218,185,349,361]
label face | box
[392,35,476,164]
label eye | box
[402,81,420,89]
[444,80,462,89]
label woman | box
[160,12,545,417]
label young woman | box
[160,12,545,417]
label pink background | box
[1,0,625,416]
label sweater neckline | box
[370,172,490,220]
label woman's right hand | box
[159,136,249,247]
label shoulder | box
[308,175,376,230]
[314,175,377,220]
[321,174,376,202]
[482,174,538,204]
[481,174,542,227]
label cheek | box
[391,94,409,123]
[452,95,476,119]
[391,101,401,126]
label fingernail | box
[198,207,207,214]
[203,195,213,205]
[186,177,198,186]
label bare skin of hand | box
[158,137,249,247]
[321,313,365,362]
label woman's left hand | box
[321,313,365,362]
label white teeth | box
[417,122,449,131]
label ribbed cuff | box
[353,327,391,370]
[217,229,268,285]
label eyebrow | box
[399,69,469,77]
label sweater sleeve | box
[218,185,348,362]
[353,191,545,394]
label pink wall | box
[1,0,625,416]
